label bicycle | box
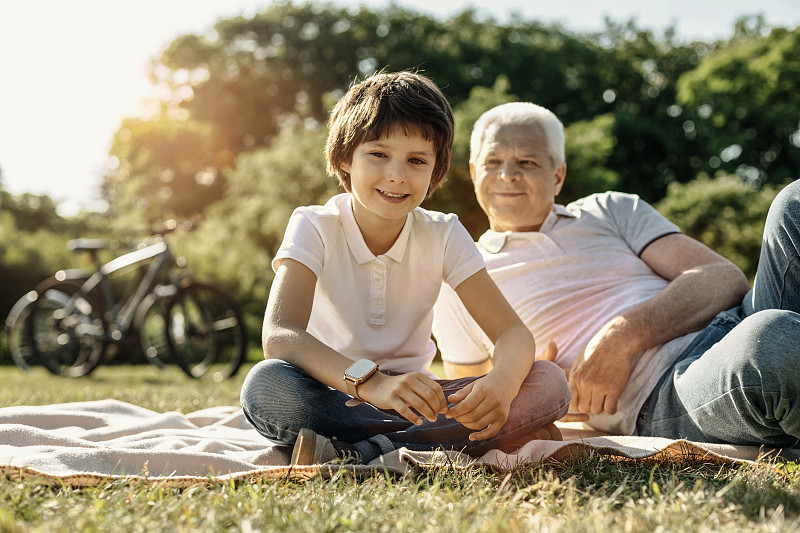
[8,221,247,381]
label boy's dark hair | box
[326,71,455,198]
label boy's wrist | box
[485,362,527,391]
[343,358,380,401]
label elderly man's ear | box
[554,163,567,196]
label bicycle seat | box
[68,239,108,252]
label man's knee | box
[728,310,800,375]
[766,180,800,234]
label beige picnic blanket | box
[0,400,795,487]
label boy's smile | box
[377,190,409,201]
[342,131,436,250]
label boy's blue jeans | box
[636,180,800,448]
[240,359,570,463]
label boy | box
[240,71,570,465]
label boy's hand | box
[445,372,515,440]
[357,372,448,425]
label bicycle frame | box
[62,241,187,341]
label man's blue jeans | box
[636,180,800,447]
[240,359,570,463]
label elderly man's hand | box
[568,317,637,416]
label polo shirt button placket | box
[369,258,387,325]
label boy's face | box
[342,131,435,229]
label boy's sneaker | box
[291,428,363,465]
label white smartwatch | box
[343,359,379,401]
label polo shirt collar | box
[341,195,412,264]
[478,204,575,254]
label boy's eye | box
[409,157,427,165]
[369,151,387,158]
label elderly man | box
[433,101,800,447]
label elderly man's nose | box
[499,162,518,181]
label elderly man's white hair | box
[469,102,565,167]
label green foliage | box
[655,174,782,279]
[0,190,66,232]
[561,113,620,204]
[676,26,800,186]
[584,21,710,200]
[105,114,227,226]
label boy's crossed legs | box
[240,358,570,464]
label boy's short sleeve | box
[272,207,325,276]
[442,219,486,289]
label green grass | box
[0,363,799,532]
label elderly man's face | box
[471,123,566,233]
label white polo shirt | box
[432,192,700,435]
[273,193,485,374]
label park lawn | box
[0,363,798,532]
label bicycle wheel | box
[165,281,246,381]
[5,291,41,372]
[27,288,106,377]
[134,290,175,370]
[5,278,86,372]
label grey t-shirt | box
[432,192,699,435]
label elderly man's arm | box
[568,233,751,416]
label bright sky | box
[1,0,798,215]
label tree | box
[676,26,800,187]
[105,114,228,227]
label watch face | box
[346,359,377,380]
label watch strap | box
[345,378,362,401]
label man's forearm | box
[625,233,751,353]
[622,261,749,352]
